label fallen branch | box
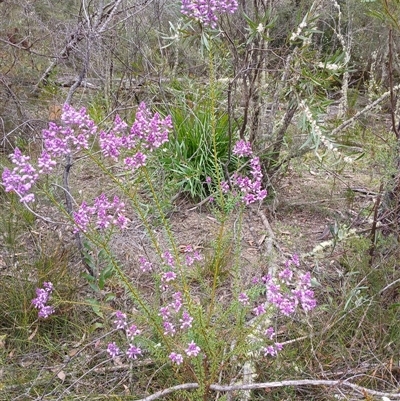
[331,84,400,136]
[210,379,400,397]
[137,383,200,401]
[134,379,400,401]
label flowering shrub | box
[181,0,238,28]
[103,247,316,366]
[106,311,143,360]
[103,248,204,365]
[0,80,318,399]
[247,254,317,357]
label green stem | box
[206,42,228,325]
[86,153,163,257]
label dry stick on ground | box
[331,84,400,137]
[134,379,400,401]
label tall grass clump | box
[157,90,236,200]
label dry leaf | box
[68,349,79,357]
[57,371,66,381]
[257,234,266,245]
[49,103,62,121]
[28,325,38,341]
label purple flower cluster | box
[239,255,316,357]
[43,104,97,157]
[238,292,250,305]
[2,104,98,203]
[107,311,143,360]
[160,251,178,290]
[139,256,153,272]
[131,103,172,152]
[168,340,201,365]
[169,352,184,365]
[99,115,129,160]
[221,140,267,205]
[292,272,317,312]
[233,139,253,157]
[162,251,175,269]
[31,282,55,318]
[158,290,201,365]
[260,271,316,317]
[159,291,194,335]
[181,0,238,28]
[2,148,39,203]
[261,323,283,357]
[99,103,172,173]
[262,342,283,357]
[1,103,172,206]
[183,245,203,266]
[73,194,128,233]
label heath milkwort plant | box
[1,102,172,230]
[31,281,55,319]
[2,101,316,380]
[240,254,317,357]
[221,139,268,205]
[106,311,143,360]
[104,250,316,367]
[181,0,238,28]
[106,247,204,366]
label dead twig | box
[257,209,275,260]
